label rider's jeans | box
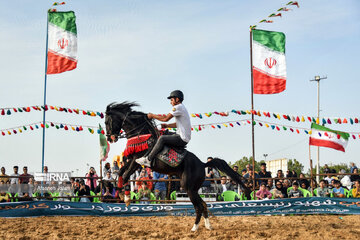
[148,134,187,160]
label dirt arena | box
[1,215,360,239]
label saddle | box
[156,146,187,168]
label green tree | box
[288,159,304,175]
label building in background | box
[266,158,288,177]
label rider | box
[136,90,191,167]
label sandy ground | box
[1,215,360,240]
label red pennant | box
[79,126,83,131]
[276,126,280,131]
[30,126,34,130]
[296,116,300,122]
[211,125,215,129]
[338,118,342,124]
[352,135,356,139]
[229,123,234,127]
[82,110,87,115]
[40,124,44,128]
[1,109,4,115]
[64,125,69,130]
[343,118,348,124]
[337,134,341,139]
[290,128,294,132]
[282,115,288,120]
[26,107,30,112]
[13,108,18,112]
[296,129,300,134]
[355,118,359,123]
[1,132,5,136]
[307,117,312,122]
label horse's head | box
[105,102,139,143]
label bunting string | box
[2,119,360,140]
[1,104,360,126]
[251,1,300,30]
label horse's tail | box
[205,158,251,200]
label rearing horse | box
[105,102,250,232]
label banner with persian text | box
[1,197,360,218]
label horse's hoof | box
[204,218,212,230]
[191,224,199,232]
[124,195,131,207]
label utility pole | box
[263,154,268,161]
[310,75,327,183]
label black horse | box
[105,102,250,231]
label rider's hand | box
[147,113,153,119]
[161,123,168,128]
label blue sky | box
[1,0,360,175]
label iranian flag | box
[252,29,286,94]
[47,11,77,74]
[309,123,349,152]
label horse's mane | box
[106,101,159,137]
[106,101,142,115]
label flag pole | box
[42,11,49,173]
[250,27,256,192]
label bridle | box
[107,112,159,141]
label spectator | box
[350,168,360,182]
[153,171,168,201]
[216,176,234,194]
[267,179,274,190]
[288,182,303,198]
[19,166,32,184]
[0,167,10,184]
[43,166,48,173]
[10,166,19,185]
[324,174,333,185]
[298,173,310,189]
[351,180,360,198]
[102,186,115,203]
[323,164,331,174]
[204,157,220,184]
[329,179,336,190]
[136,168,153,191]
[241,169,247,177]
[283,179,291,190]
[340,171,352,190]
[256,182,272,200]
[70,178,79,194]
[275,170,284,184]
[243,166,260,188]
[76,180,91,202]
[138,181,151,204]
[285,170,292,179]
[232,165,239,174]
[0,190,11,202]
[332,180,345,198]
[258,163,271,184]
[103,171,115,192]
[350,162,358,174]
[315,180,331,197]
[291,170,298,179]
[85,167,98,192]
[103,162,111,176]
[271,181,287,199]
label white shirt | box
[170,103,191,143]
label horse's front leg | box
[122,159,140,206]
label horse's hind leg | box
[187,190,204,232]
[202,201,212,230]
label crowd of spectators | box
[1,160,359,203]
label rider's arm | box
[164,123,177,128]
[148,113,173,122]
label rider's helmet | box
[167,90,184,101]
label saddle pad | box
[157,146,187,167]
